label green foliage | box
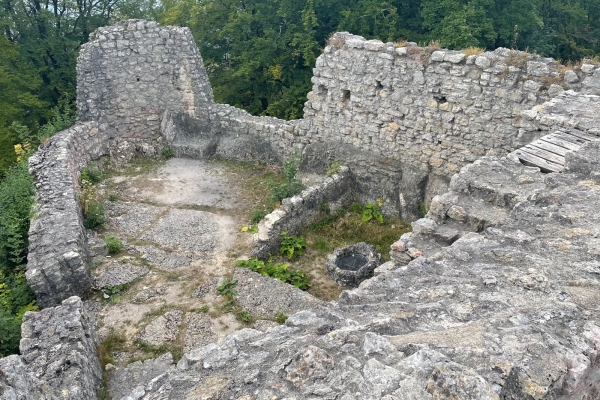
[108,193,118,202]
[83,201,106,229]
[267,153,304,208]
[236,258,311,290]
[104,284,128,297]
[326,160,342,177]
[161,146,174,159]
[0,267,38,356]
[275,312,288,324]
[0,161,34,266]
[104,235,123,255]
[362,199,384,224]
[419,200,430,217]
[217,280,238,297]
[81,162,103,184]
[250,208,268,224]
[280,232,307,260]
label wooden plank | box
[514,149,564,173]
[539,135,581,151]
[553,131,588,145]
[529,139,570,156]
[523,144,565,165]
[559,128,598,142]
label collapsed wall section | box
[296,32,600,217]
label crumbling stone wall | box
[77,20,214,157]
[27,122,110,307]
[0,296,102,399]
[251,166,354,259]
[295,32,600,216]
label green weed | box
[235,258,310,290]
[280,232,307,259]
[104,234,123,255]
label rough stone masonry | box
[3,19,600,399]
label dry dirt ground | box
[91,158,263,363]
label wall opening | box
[343,90,351,101]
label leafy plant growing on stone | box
[280,232,307,259]
[217,280,238,297]
[275,312,288,324]
[161,146,174,159]
[104,234,123,254]
[236,258,310,290]
[362,198,384,224]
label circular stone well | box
[325,242,381,287]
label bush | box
[104,235,123,254]
[0,161,34,265]
[83,201,106,229]
[236,258,310,290]
[81,162,103,184]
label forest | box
[1,0,600,355]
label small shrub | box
[104,283,128,297]
[275,312,288,324]
[326,160,342,177]
[81,162,103,184]
[104,234,123,254]
[240,310,251,322]
[419,200,430,217]
[84,201,106,229]
[236,258,310,290]
[251,208,267,224]
[267,152,303,208]
[280,232,307,259]
[108,193,118,202]
[362,199,384,224]
[161,146,174,159]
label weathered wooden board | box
[539,135,580,151]
[522,144,566,165]
[529,139,570,156]
[514,149,564,172]
[553,131,588,145]
[559,128,597,141]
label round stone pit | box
[325,242,381,287]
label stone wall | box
[76,19,214,157]
[294,32,600,217]
[0,296,102,399]
[27,122,110,307]
[251,166,354,259]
